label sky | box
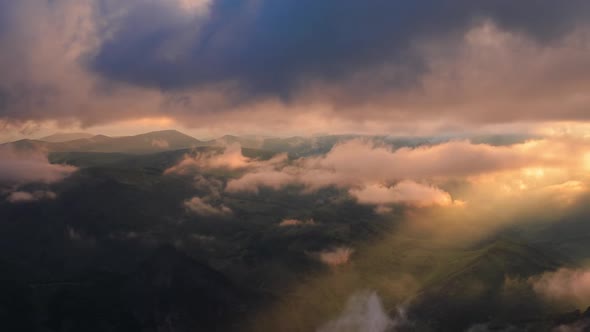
[1,0,590,141]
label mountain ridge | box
[39,132,95,142]
[3,130,206,154]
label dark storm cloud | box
[1,0,590,133]
[91,0,590,95]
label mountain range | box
[4,130,534,156]
[0,129,586,332]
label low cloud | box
[167,137,590,217]
[6,190,56,203]
[224,139,555,195]
[553,320,590,332]
[314,247,355,267]
[225,170,296,193]
[317,291,410,332]
[374,205,394,215]
[151,139,169,148]
[184,196,232,217]
[530,268,590,308]
[0,146,77,184]
[191,175,224,199]
[279,218,316,227]
[0,146,75,202]
[222,138,585,207]
[165,144,288,174]
[189,143,251,170]
[349,181,453,207]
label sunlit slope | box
[409,239,566,331]
[243,236,569,332]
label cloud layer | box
[167,136,590,212]
[1,1,590,135]
[349,182,453,208]
[222,138,563,196]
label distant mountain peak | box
[135,129,197,139]
[151,129,184,134]
[90,134,111,140]
[39,132,94,142]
